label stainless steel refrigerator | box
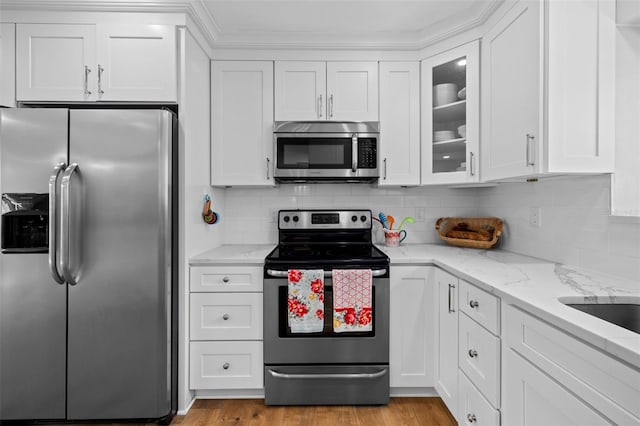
[0,108,177,422]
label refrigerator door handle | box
[48,163,67,284]
[60,163,79,285]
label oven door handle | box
[267,368,388,380]
[266,268,387,278]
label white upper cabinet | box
[210,60,275,187]
[1,23,16,107]
[274,61,378,121]
[16,24,96,102]
[378,61,420,186]
[95,24,176,102]
[274,61,326,120]
[421,40,479,184]
[16,23,176,102]
[481,0,615,181]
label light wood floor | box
[171,398,456,426]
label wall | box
[477,174,640,281]
[177,28,225,413]
[221,184,479,246]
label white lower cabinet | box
[389,266,435,388]
[458,313,500,408]
[434,268,459,417]
[189,265,263,391]
[433,267,501,424]
[190,341,263,390]
[459,370,500,426]
[503,304,640,425]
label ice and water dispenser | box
[1,193,49,253]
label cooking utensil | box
[378,212,389,229]
[387,215,395,230]
[398,216,415,230]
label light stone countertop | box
[189,243,640,368]
[189,244,275,265]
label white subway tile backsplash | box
[222,184,480,245]
[216,175,639,281]
[477,175,640,281]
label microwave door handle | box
[352,134,357,173]
[48,163,66,284]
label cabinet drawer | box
[458,370,500,426]
[459,312,500,408]
[190,266,263,292]
[459,280,500,335]
[190,341,263,390]
[190,293,262,340]
[505,304,640,424]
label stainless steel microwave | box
[273,121,379,183]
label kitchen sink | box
[564,303,640,334]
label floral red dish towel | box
[287,269,325,333]
[332,269,373,333]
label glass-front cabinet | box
[421,41,479,184]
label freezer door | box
[0,109,68,420]
[65,110,173,420]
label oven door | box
[263,273,389,365]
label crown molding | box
[0,0,503,52]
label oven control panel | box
[279,210,371,229]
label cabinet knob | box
[468,349,478,358]
[222,277,230,283]
[467,413,477,423]
[469,300,479,308]
[222,362,230,370]
[223,314,230,320]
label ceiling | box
[0,0,504,50]
[198,0,503,49]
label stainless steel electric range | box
[263,209,390,405]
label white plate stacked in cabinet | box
[458,280,501,426]
[189,266,263,391]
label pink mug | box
[384,229,407,247]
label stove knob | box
[292,215,299,222]
[351,215,358,222]
[361,215,367,222]
[283,216,290,223]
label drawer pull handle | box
[467,413,477,423]
[468,349,478,358]
[223,362,230,370]
[469,300,479,308]
[223,314,230,320]
[222,277,230,283]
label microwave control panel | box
[358,138,377,169]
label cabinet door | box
[95,24,176,102]
[389,266,435,388]
[326,62,378,121]
[422,41,479,184]
[16,24,96,101]
[210,61,275,186]
[481,1,541,180]
[503,349,615,425]
[378,62,420,186]
[274,61,326,121]
[546,0,615,173]
[1,24,16,107]
[434,268,459,418]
